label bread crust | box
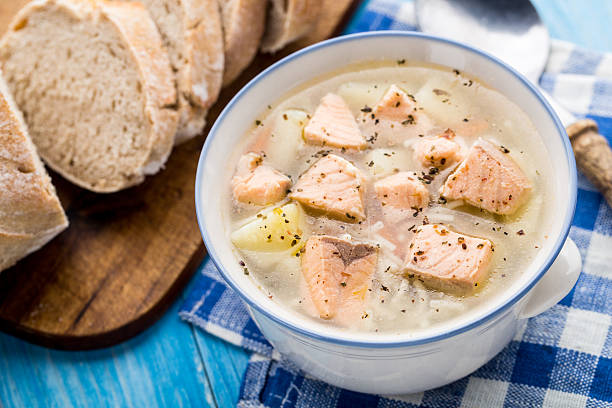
[0,72,68,272]
[261,0,323,53]
[101,0,178,178]
[173,0,225,142]
[0,0,179,192]
[220,0,266,86]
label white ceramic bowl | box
[195,31,581,395]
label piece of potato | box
[414,76,472,125]
[336,82,386,115]
[231,202,307,252]
[266,109,309,172]
[365,148,413,176]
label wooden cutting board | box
[0,0,360,350]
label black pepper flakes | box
[402,115,416,125]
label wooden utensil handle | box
[567,119,612,207]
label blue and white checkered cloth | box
[180,0,612,406]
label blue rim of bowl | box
[194,31,577,348]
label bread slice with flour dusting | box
[219,0,266,85]
[0,0,178,192]
[126,0,225,142]
[0,73,68,272]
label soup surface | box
[225,61,552,334]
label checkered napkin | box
[180,0,612,406]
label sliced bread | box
[0,0,178,192]
[261,0,322,53]
[129,0,225,142]
[0,73,68,272]
[219,0,266,85]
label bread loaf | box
[0,0,178,192]
[129,0,225,142]
[0,73,68,272]
[261,0,322,53]
[219,0,266,85]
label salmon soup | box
[225,61,553,334]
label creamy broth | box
[225,61,552,334]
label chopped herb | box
[341,282,347,287]
[255,119,262,126]
[360,105,372,113]
[500,145,510,153]
[402,115,416,125]
[397,59,406,65]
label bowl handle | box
[519,238,582,319]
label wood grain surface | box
[0,0,358,350]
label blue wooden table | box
[1,1,611,407]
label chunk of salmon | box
[375,172,429,210]
[406,224,493,291]
[413,128,463,169]
[371,84,419,122]
[441,139,531,215]
[289,154,366,222]
[232,152,291,206]
[301,235,377,319]
[360,84,434,146]
[303,93,366,150]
